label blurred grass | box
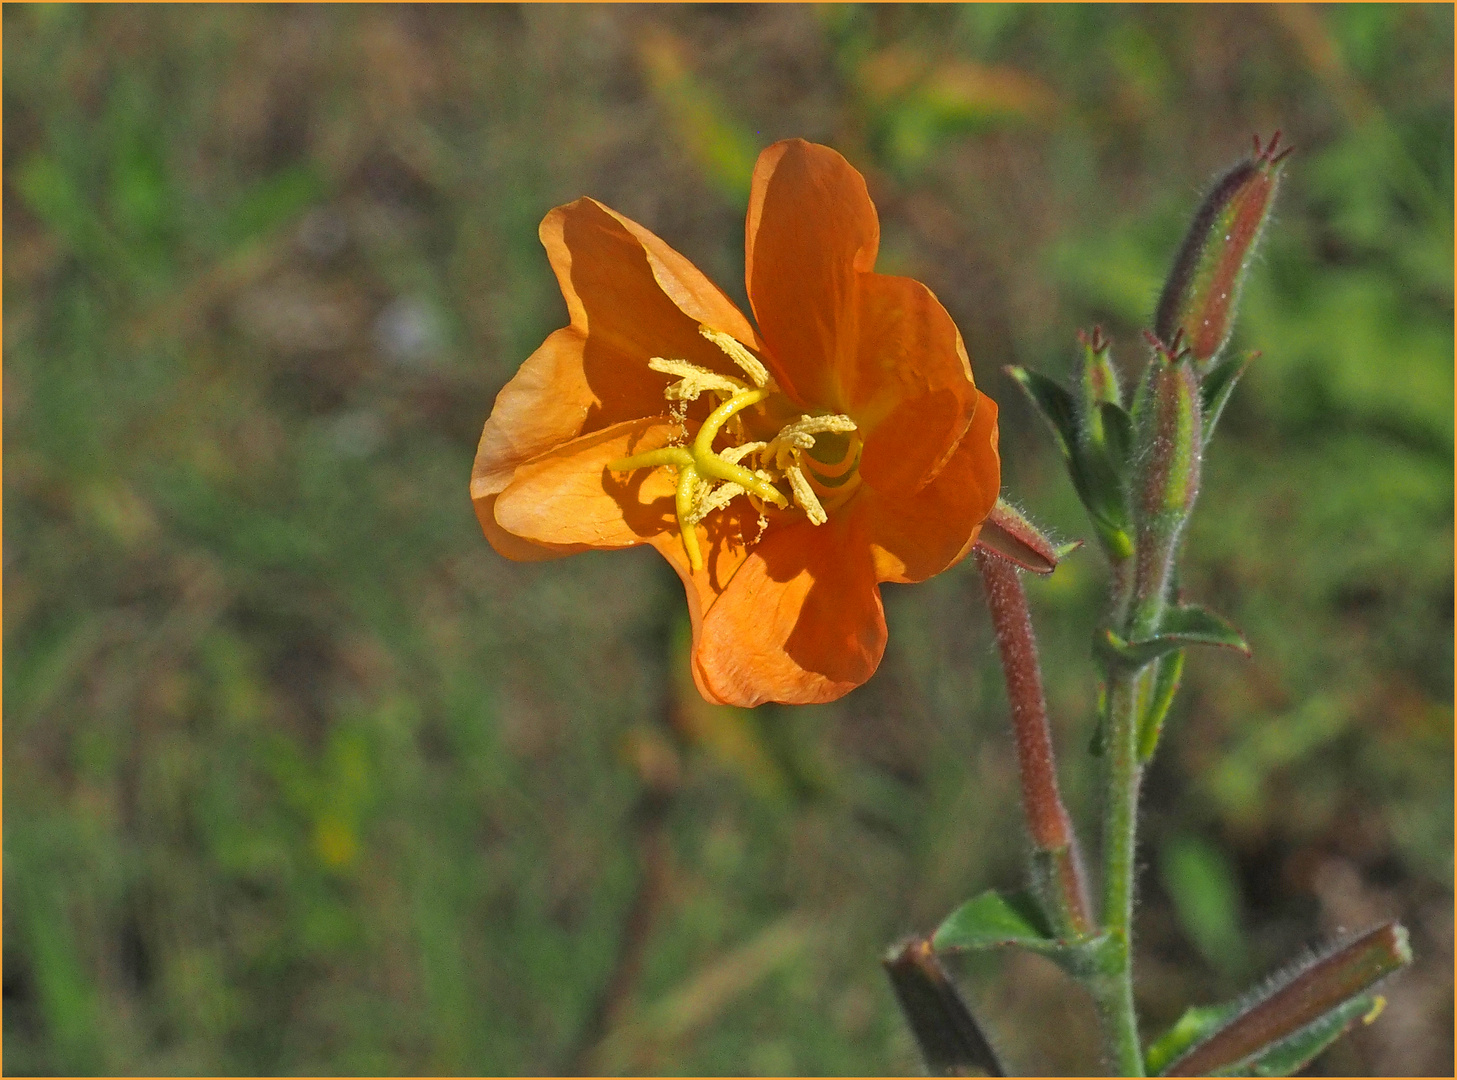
[3,5,1451,1076]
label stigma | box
[608,325,860,571]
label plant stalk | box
[975,549,1092,938]
[1091,668,1146,1075]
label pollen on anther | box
[700,325,770,388]
[649,356,746,401]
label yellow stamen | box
[785,464,828,525]
[719,441,766,465]
[648,357,746,401]
[699,325,770,388]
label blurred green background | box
[4,5,1451,1075]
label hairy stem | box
[975,549,1092,937]
[1091,669,1146,1075]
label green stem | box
[1092,670,1146,1076]
[1091,548,1170,1076]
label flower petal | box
[493,419,679,548]
[473,198,758,502]
[853,273,981,494]
[745,140,879,408]
[695,518,886,707]
[865,390,1000,583]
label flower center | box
[608,325,861,572]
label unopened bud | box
[1154,132,1289,370]
[1075,325,1124,454]
[1133,333,1202,531]
[1076,325,1120,415]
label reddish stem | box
[975,548,1092,935]
[1164,923,1411,1076]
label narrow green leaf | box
[933,890,1054,951]
[933,891,1113,980]
[1006,366,1079,461]
[1200,349,1255,442]
[1137,648,1185,761]
[1146,1003,1239,1076]
[1159,606,1251,655]
[1099,399,1134,466]
[1098,607,1249,670]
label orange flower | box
[472,139,999,706]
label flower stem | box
[975,548,1092,938]
[1091,668,1146,1076]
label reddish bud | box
[1164,923,1412,1077]
[1155,132,1289,370]
[1133,333,1202,526]
[1076,325,1121,414]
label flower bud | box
[1132,334,1202,532]
[1154,132,1289,370]
[1076,325,1121,417]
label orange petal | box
[648,506,759,705]
[865,390,1000,583]
[493,419,681,548]
[473,199,758,505]
[474,491,585,562]
[853,273,981,494]
[695,518,886,707]
[745,140,879,409]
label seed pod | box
[1154,132,1290,370]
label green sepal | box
[1007,366,1078,460]
[1137,649,1186,761]
[933,890,1112,980]
[1008,366,1134,559]
[1146,1002,1240,1076]
[1201,349,1255,442]
[1097,606,1250,670]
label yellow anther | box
[699,325,770,388]
[778,413,858,439]
[692,480,746,522]
[719,441,766,465]
[648,357,746,401]
[785,464,828,525]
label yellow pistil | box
[609,327,866,571]
[610,386,787,573]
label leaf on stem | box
[1200,349,1257,442]
[934,889,1113,981]
[1007,365,1133,559]
[1137,648,1185,761]
[933,889,1055,951]
[1097,606,1250,669]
